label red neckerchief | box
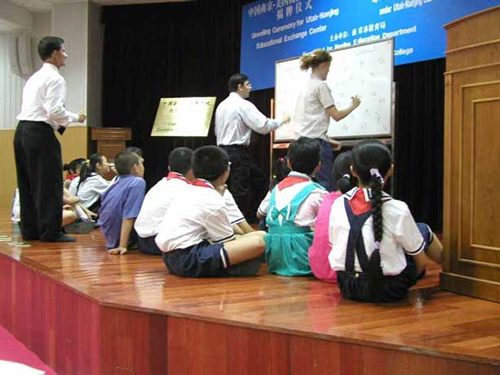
[350,188,372,216]
[65,173,78,181]
[190,179,215,189]
[166,172,188,182]
[277,176,310,190]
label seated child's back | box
[134,148,193,255]
[99,152,145,253]
[156,146,266,278]
[308,151,356,283]
[262,137,326,276]
[328,140,443,302]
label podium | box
[440,7,500,302]
[90,127,132,161]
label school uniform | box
[261,172,326,276]
[69,174,111,211]
[328,187,433,302]
[98,175,145,249]
[294,76,337,191]
[134,172,190,255]
[308,191,342,283]
[155,180,260,277]
[223,189,246,226]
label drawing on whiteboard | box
[274,39,393,141]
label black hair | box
[63,158,86,175]
[287,137,321,176]
[332,151,356,194]
[192,146,229,182]
[125,146,143,157]
[115,151,141,176]
[351,139,392,245]
[38,36,64,61]
[169,147,193,175]
[77,153,104,192]
[228,73,249,92]
[270,156,290,190]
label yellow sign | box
[151,97,216,137]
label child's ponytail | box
[77,154,102,192]
[369,168,384,245]
[332,151,355,193]
[351,140,392,301]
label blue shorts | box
[416,222,434,253]
[137,235,163,255]
[163,240,262,278]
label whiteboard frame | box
[274,38,394,142]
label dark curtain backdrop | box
[102,1,444,230]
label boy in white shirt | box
[155,146,266,277]
[135,148,194,255]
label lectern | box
[90,127,132,161]
[440,7,500,302]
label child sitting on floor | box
[257,156,291,230]
[98,151,146,255]
[329,140,443,302]
[309,151,356,283]
[155,145,266,277]
[68,153,113,213]
[63,158,86,189]
[262,137,327,276]
[135,147,194,255]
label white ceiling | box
[8,0,193,13]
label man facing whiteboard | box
[294,49,361,191]
[215,73,288,222]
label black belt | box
[19,120,65,135]
[219,144,247,150]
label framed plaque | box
[151,97,216,137]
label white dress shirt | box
[293,76,335,140]
[215,92,281,146]
[17,63,79,131]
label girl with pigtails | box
[308,150,357,283]
[328,140,443,302]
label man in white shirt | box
[215,73,287,222]
[14,36,86,242]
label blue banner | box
[241,0,499,90]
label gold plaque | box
[151,97,216,137]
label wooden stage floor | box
[0,216,499,374]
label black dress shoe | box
[64,220,95,234]
[41,233,76,243]
[22,235,40,241]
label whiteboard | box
[274,39,394,141]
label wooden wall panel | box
[0,126,89,210]
[167,317,290,375]
[100,307,168,375]
[290,336,498,375]
[0,254,14,330]
[441,6,500,302]
[0,255,101,375]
